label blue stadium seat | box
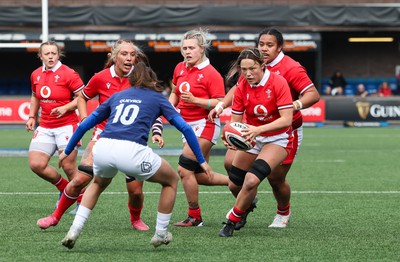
[345,84,355,96]
[322,84,330,95]
[366,83,378,95]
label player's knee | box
[224,153,234,173]
[178,154,200,173]
[228,165,247,186]
[128,191,143,200]
[127,184,144,197]
[78,164,94,176]
[29,160,46,174]
[267,171,285,187]
[224,162,232,174]
[249,159,271,182]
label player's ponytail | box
[129,62,163,93]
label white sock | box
[155,212,171,234]
[72,205,92,231]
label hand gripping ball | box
[222,122,255,151]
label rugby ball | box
[222,122,255,151]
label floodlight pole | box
[42,0,49,42]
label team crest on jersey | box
[141,162,152,173]
[180,69,184,76]
[54,75,60,83]
[65,136,69,141]
[40,86,51,98]
[265,89,272,99]
[275,70,281,75]
[106,82,111,89]
[179,81,190,93]
[253,104,269,121]
[37,76,40,81]
[197,74,204,82]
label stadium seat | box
[345,84,355,96]
[366,83,378,95]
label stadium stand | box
[322,78,398,96]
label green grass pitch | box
[0,126,400,261]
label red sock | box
[277,203,290,216]
[128,204,143,221]
[53,176,68,192]
[76,187,86,204]
[53,190,78,220]
[228,206,246,223]
[188,206,201,220]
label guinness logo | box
[355,102,370,120]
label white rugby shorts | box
[248,130,293,155]
[29,124,79,156]
[92,138,162,180]
[182,118,221,145]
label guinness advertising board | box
[325,97,400,121]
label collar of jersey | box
[42,61,62,72]
[250,69,270,88]
[186,58,210,70]
[109,65,133,78]
[266,51,284,68]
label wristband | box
[294,100,303,110]
[28,116,35,119]
[215,101,225,113]
[207,99,211,110]
[80,117,87,122]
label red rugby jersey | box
[267,52,314,129]
[232,70,293,136]
[172,59,225,122]
[30,61,84,128]
[82,65,131,130]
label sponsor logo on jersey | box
[40,86,51,98]
[254,104,269,121]
[179,81,190,93]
